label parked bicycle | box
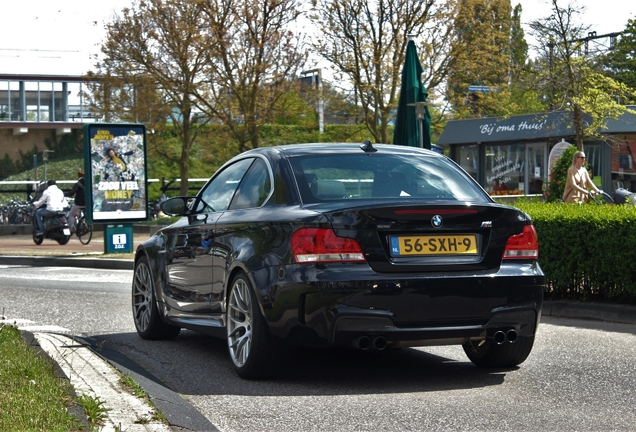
[71,208,93,245]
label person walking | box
[33,179,67,235]
[65,170,86,233]
[562,151,602,203]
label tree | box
[501,5,550,116]
[446,0,518,118]
[529,0,636,149]
[88,0,307,193]
[319,81,364,125]
[194,0,308,153]
[309,0,456,144]
[602,19,636,91]
[87,0,209,195]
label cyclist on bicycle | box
[65,169,85,233]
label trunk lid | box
[323,201,531,273]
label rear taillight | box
[503,225,539,259]
[291,228,365,263]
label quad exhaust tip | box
[493,329,518,345]
[372,336,387,351]
[352,336,387,351]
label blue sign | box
[104,224,134,254]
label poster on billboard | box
[83,123,148,223]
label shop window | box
[485,144,525,196]
[583,144,602,189]
[456,144,479,181]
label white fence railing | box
[0,178,210,197]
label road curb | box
[542,300,636,325]
[0,255,133,269]
[21,331,90,431]
[76,335,220,432]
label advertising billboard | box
[83,123,148,223]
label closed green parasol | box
[393,38,431,149]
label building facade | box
[0,74,95,160]
[437,108,636,198]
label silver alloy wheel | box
[227,278,253,368]
[133,261,153,332]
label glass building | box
[0,74,96,128]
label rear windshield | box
[289,153,489,204]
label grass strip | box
[0,324,80,431]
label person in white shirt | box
[33,179,67,235]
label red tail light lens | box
[503,225,539,259]
[291,228,365,263]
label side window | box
[229,158,271,210]
[197,158,254,212]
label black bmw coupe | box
[132,142,545,378]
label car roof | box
[240,143,444,158]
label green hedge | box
[513,200,636,304]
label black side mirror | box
[160,197,190,216]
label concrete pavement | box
[1,227,634,431]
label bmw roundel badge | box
[431,215,443,228]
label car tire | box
[227,272,274,379]
[132,255,181,340]
[462,335,535,368]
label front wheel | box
[227,272,274,379]
[463,335,535,368]
[76,217,93,245]
[132,256,181,340]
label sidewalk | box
[0,231,138,269]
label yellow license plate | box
[390,234,478,256]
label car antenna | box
[359,140,377,153]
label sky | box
[0,0,634,76]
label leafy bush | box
[514,199,636,303]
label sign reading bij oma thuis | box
[83,123,148,224]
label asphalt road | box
[2,265,636,432]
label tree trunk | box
[179,114,192,196]
[573,104,584,150]
[179,160,190,197]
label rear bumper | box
[330,307,538,347]
[254,261,544,347]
